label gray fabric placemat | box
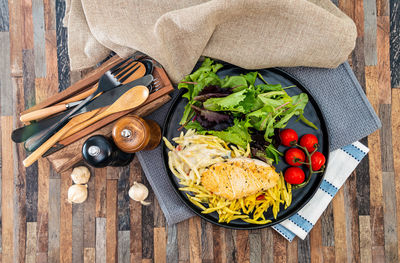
[136,62,381,225]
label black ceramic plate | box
[162,64,329,229]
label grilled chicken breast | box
[201,158,279,200]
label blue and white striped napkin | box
[272,141,369,241]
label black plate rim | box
[161,66,330,230]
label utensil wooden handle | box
[20,104,68,122]
[60,109,106,139]
[59,86,97,105]
[61,85,150,140]
[61,111,109,140]
[23,122,74,167]
[23,110,99,167]
[20,84,99,123]
[121,67,146,83]
[24,85,99,123]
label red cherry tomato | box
[284,167,305,184]
[280,129,298,147]
[311,152,326,171]
[285,148,305,166]
[299,134,319,153]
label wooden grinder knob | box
[112,116,161,153]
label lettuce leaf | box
[222,76,247,89]
[242,72,258,86]
[203,89,259,114]
[203,119,251,149]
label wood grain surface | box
[0,0,399,262]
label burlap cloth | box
[64,0,357,83]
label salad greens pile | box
[178,58,316,164]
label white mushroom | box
[70,166,91,184]
[67,184,88,203]
[128,182,151,205]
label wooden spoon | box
[23,85,149,167]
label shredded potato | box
[164,130,292,224]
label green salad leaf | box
[242,72,258,86]
[197,119,251,149]
[184,120,206,131]
[203,89,259,114]
[222,76,247,89]
[256,83,283,93]
[265,144,283,163]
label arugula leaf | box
[185,120,206,131]
[258,90,287,99]
[265,144,283,163]
[257,73,269,84]
[180,102,196,125]
[264,113,276,142]
[290,93,309,115]
[297,113,318,130]
[273,107,297,129]
[256,83,283,93]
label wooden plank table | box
[0,0,399,262]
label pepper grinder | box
[82,135,133,168]
[112,116,161,153]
